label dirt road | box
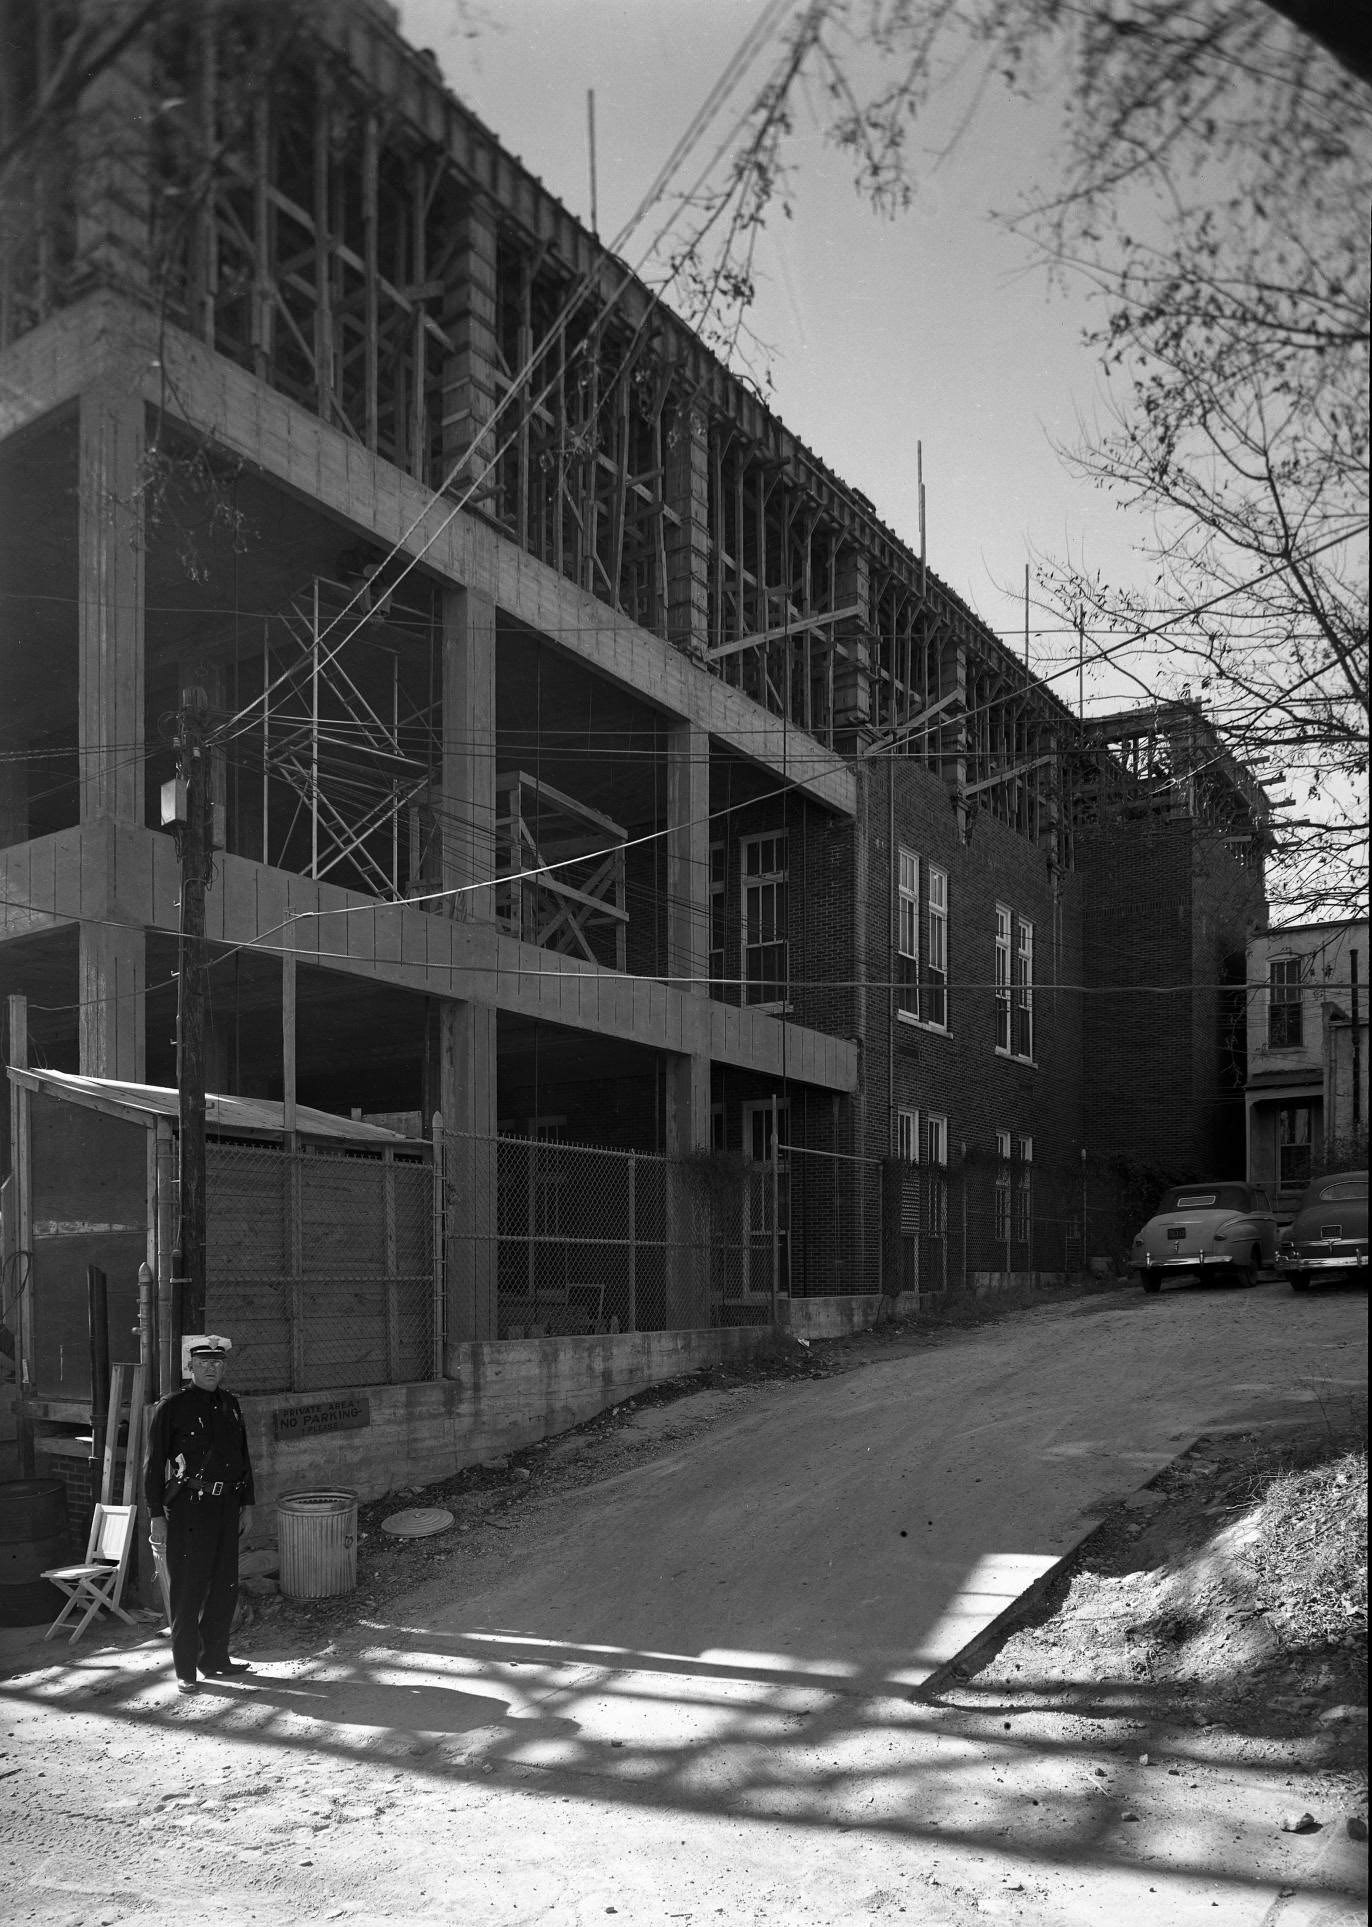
[3,1280,1366,1927]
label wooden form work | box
[494,771,628,969]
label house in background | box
[1246,919,1368,1211]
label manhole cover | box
[381,1507,454,1538]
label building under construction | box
[0,0,1272,1488]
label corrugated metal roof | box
[8,1068,416,1147]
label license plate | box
[1167,1227,1186,1241]
[1319,1223,1342,1239]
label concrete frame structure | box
[0,0,1272,1380]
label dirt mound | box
[968,1407,1368,1790]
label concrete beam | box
[135,309,855,816]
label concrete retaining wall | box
[241,1297,903,1517]
[243,1323,764,1514]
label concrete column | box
[833,545,873,747]
[78,385,145,825]
[439,998,499,1350]
[79,921,145,1081]
[663,1019,712,1327]
[439,196,500,503]
[440,585,497,922]
[664,403,710,657]
[665,723,709,990]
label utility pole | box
[165,686,211,1334]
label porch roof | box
[8,1068,416,1146]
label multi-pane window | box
[897,851,920,1017]
[897,849,948,1028]
[897,1109,919,1162]
[708,842,726,994]
[1014,918,1034,1058]
[742,832,788,1007]
[1268,957,1303,1048]
[927,1113,949,1233]
[995,907,1012,1051]
[1014,1136,1033,1243]
[1277,1102,1312,1188]
[925,865,948,1027]
[996,906,1034,1058]
[994,1129,1011,1241]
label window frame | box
[1268,955,1303,1049]
[897,847,949,1032]
[740,830,789,1010]
[897,1108,919,1163]
[926,1113,949,1166]
[994,905,1012,1053]
[708,840,726,995]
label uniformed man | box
[144,1333,255,1695]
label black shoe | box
[176,1679,199,1696]
[202,1659,251,1677]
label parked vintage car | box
[1278,1171,1369,1291]
[1131,1181,1278,1293]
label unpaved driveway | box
[3,1280,1365,1927]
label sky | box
[394,0,1162,705]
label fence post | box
[625,1152,637,1333]
[382,1151,399,1382]
[431,1111,444,1377]
[288,1148,304,1392]
[769,1094,781,1323]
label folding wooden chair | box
[42,1502,138,1644]
[41,1359,149,1645]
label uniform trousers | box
[165,1494,240,1682]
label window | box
[1268,956,1303,1048]
[897,1109,919,1162]
[994,1131,1011,1242]
[742,832,788,1007]
[996,906,1034,1058]
[897,851,920,1017]
[1014,918,1034,1058]
[925,865,948,1027]
[1277,1102,1313,1188]
[897,849,948,1028]
[708,842,726,994]
[995,906,1012,1051]
[926,1114,949,1234]
[1014,1166,1033,1244]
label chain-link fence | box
[199,1131,1106,1394]
[442,1131,889,1336]
[206,1142,437,1394]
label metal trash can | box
[0,1479,68,1626]
[275,1489,358,1600]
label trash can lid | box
[380,1507,453,1538]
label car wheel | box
[1139,1272,1162,1294]
[1286,1274,1308,1292]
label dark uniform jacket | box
[144,1384,255,1519]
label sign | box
[271,1394,371,1441]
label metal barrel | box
[0,1479,68,1626]
[275,1489,358,1600]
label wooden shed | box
[3,1069,437,1431]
